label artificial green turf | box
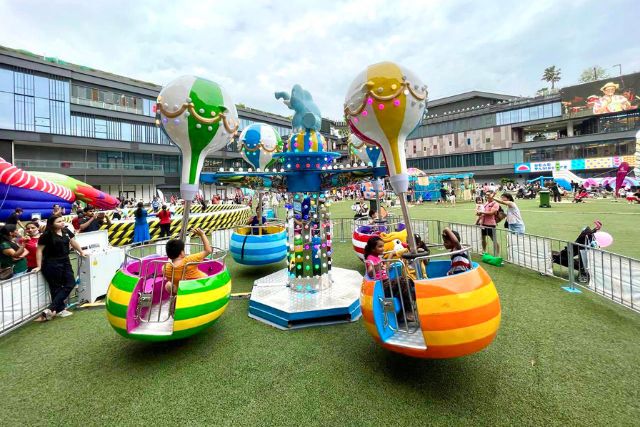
[1,242,639,426]
[327,197,640,259]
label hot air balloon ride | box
[345,62,500,358]
[230,123,288,266]
[106,75,237,341]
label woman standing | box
[0,225,29,278]
[22,221,41,271]
[157,205,172,238]
[495,193,525,234]
[34,215,86,320]
[133,202,151,244]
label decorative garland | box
[156,101,238,133]
[238,141,281,153]
[344,79,428,118]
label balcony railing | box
[14,159,163,172]
[70,96,145,115]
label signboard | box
[515,155,636,173]
[560,72,640,116]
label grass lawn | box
[327,197,640,259]
[1,241,640,425]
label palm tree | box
[542,66,562,89]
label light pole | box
[612,64,622,76]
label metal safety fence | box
[335,217,640,313]
[2,216,639,337]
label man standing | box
[477,191,500,255]
[151,197,160,213]
[5,207,23,227]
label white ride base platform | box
[248,267,363,330]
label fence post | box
[562,241,581,293]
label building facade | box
[0,45,345,201]
[406,74,640,181]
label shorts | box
[481,225,496,238]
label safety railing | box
[334,217,640,314]
[124,242,227,324]
[0,271,51,337]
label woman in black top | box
[33,215,86,321]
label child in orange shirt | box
[164,228,213,295]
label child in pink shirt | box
[364,236,387,280]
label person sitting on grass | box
[442,227,471,275]
[163,228,212,297]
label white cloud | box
[0,0,638,119]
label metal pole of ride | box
[398,193,417,253]
[376,179,382,222]
[179,199,192,240]
[257,192,263,236]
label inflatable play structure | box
[0,157,119,221]
[107,75,239,341]
[531,170,640,191]
[0,158,74,220]
[344,61,501,358]
[31,171,119,210]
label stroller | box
[552,226,598,284]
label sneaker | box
[56,309,73,318]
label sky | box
[1,0,639,119]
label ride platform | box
[248,267,363,330]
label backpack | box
[495,206,507,223]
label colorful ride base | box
[230,224,288,266]
[106,246,231,342]
[361,261,500,359]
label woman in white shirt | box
[495,193,525,234]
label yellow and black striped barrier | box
[97,205,251,246]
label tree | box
[579,66,610,83]
[542,66,562,89]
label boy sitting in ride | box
[164,228,213,296]
[442,227,472,275]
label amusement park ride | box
[105,62,501,358]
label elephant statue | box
[275,84,322,132]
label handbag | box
[0,265,14,280]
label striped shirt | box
[448,251,471,275]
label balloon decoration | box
[344,61,427,195]
[594,231,614,248]
[156,75,238,201]
[349,134,382,167]
[239,123,284,170]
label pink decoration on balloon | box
[378,103,385,110]
[296,164,300,169]
[366,97,373,105]
[362,110,368,116]
[353,117,359,123]
[306,163,311,168]
[304,245,310,250]
[393,99,400,107]
[315,163,320,168]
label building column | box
[567,121,574,137]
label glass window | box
[543,103,552,118]
[0,92,14,130]
[95,119,107,139]
[34,76,49,99]
[34,97,50,132]
[0,68,13,93]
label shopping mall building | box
[0,46,346,201]
[406,72,640,182]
